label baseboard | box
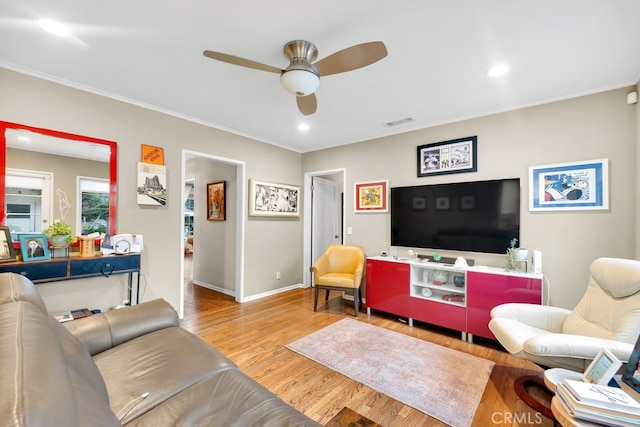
[192,280,235,297]
[193,281,307,302]
[243,283,306,302]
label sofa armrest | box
[490,303,571,333]
[64,299,179,356]
[524,333,635,362]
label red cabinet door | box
[409,297,466,331]
[365,259,410,317]
[466,271,542,340]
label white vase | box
[432,270,449,284]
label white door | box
[311,176,337,267]
[5,169,52,234]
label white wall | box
[303,87,638,309]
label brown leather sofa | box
[0,272,320,426]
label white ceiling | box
[1,1,639,154]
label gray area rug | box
[286,318,494,427]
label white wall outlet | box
[347,227,353,235]
[276,271,281,280]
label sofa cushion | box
[93,326,237,423]
[125,369,321,426]
[0,273,48,313]
[0,301,120,427]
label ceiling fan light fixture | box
[280,69,320,96]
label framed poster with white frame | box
[529,158,609,211]
[249,179,300,217]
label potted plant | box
[505,238,528,271]
[43,222,77,247]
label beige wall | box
[0,68,303,313]
[303,87,638,309]
[1,66,637,313]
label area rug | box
[286,318,494,427]
[324,407,381,427]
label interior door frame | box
[180,150,246,319]
[303,168,347,287]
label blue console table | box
[0,253,141,304]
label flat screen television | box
[391,178,520,254]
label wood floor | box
[180,257,552,426]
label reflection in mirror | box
[0,121,117,238]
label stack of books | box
[556,378,640,426]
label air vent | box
[383,117,415,127]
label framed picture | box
[354,180,389,213]
[207,181,226,221]
[435,196,450,211]
[137,162,167,206]
[249,179,300,217]
[0,226,17,263]
[622,333,640,393]
[417,136,477,177]
[582,348,622,385]
[529,158,609,211]
[18,233,50,261]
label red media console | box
[365,256,543,342]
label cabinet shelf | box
[411,284,466,307]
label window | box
[5,169,52,237]
[78,177,109,235]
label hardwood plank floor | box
[180,257,552,426]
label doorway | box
[180,150,246,319]
[303,168,346,286]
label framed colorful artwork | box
[417,136,477,177]
[354,180,389,213]
[529,158,609,211]
[207,181,226,221]
[249,179,300,217]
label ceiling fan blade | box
[297,94,317,116]
[203,50,283,74]
[314,41,387,77]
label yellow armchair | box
[312,244,365,316]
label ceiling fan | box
[203,40,387,116]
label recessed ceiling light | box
[487,64,510,77]
[17,135,31,142]
[38,19,71,37]
[298,123,310,132]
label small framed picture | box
[207,181,226,221]
[582,348,622,385]
[0,226,17,263]
[18,233,50,261]
[354,180,389,213]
